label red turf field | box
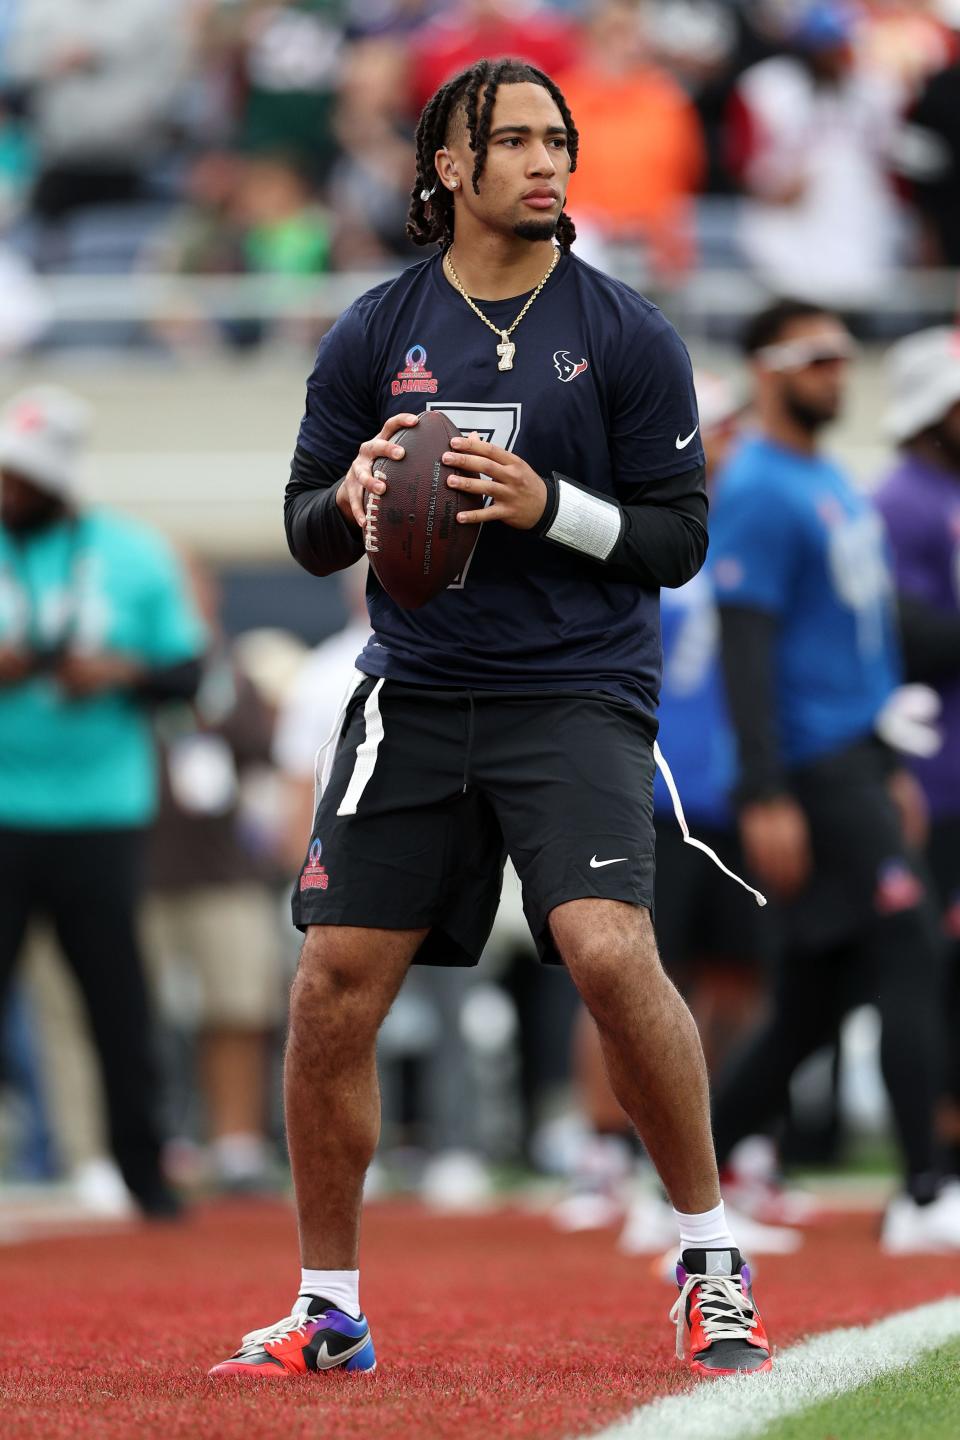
[1,1199,957,1440]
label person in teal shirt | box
[0,384,206,1216]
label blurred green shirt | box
[0,509,205,829]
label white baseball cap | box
[885,327,960,443]
[0,385,90,500]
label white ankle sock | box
[298,1268,360,1319]
[673,1199,737,1252]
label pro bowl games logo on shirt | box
[300,837,329,892]
[392,344,438,397]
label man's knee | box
[550,899,663,1020]
[288,925,420,1056]
[289,931,386,1053]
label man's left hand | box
[57,652,144,698]
[442,432,547,530]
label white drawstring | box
[653,741,767,908]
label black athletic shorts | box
[784,736,932,954]
[653,817,768,977]
[292,677,657,966]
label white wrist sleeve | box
[545,477,622,561]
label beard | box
[511,218,558,242]
[784,390,837,434]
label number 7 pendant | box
[496,332,516,371]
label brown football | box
[364,409,483,609]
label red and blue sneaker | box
[209,1295,376,1378]
[670,1248,773,1377]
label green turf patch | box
[757,1336,960,1440]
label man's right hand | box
[336,414,420,528]
[0,647,35,686]
[739,794,812,900]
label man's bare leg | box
[551,898,720,1214]
[284,924,427,1268]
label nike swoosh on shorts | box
[590,855,628,868]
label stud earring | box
[450,179,459,189]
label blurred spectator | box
[726,3,902,307]
[893,4,960,265]
[0,985,56,1180]
[152,150,247,278]
[345,0,439,40]
[875,326,960,1181]
[145,557,283,1193]
[150,151,331,351]
[0,94,34,226]
[0,385,205,1215]
[0,245,50,355]
[145,149,248,353]
[409,0,579,118]
[237,0,346,181]
[5,0,187,253]
[641,0,754,195]
[327,38,418,264]
[272,563,370,870]
[857,0,955,100]
[562,0,705,279]
[709,300,957,1253]
[234,153,332,274]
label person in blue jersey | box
[211,59,774,1382]
[709,300,960,1254]
[0,384,206,1217]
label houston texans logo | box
[553,350,589,383]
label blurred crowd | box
[1,0,960,1251]
[1,0,960,353]
[2,299,960,1252]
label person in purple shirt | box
[876,326,960,1184]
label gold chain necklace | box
[443,246,560,371]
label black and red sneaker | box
[670,1248,773,1377]
[209,1295,375,1378]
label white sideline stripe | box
[588,1296,960,1440]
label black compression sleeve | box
[284,445,366,577]
[897,593,960,682]
[719,606,787,803]
[532,465,708,588]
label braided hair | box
[406,58,579,253]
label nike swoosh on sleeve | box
[675,426,699,449]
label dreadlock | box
[406,57,579,254]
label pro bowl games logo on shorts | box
[300,837,329,892]
[392,344,438,397]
